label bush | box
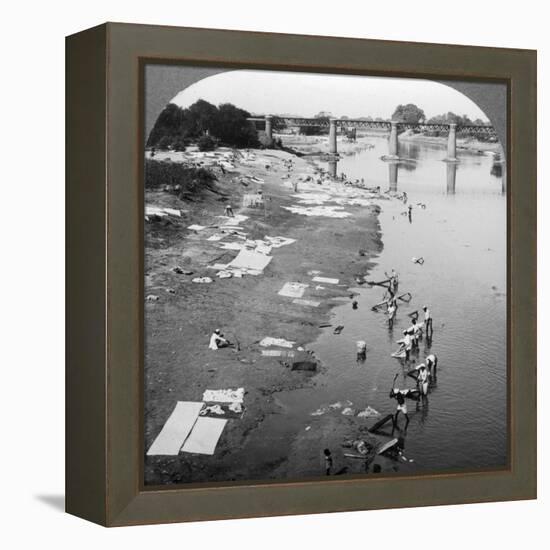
[197,134,217,151]
[145,159,217,199]
[157,136,172,150]
[173,138,187,152]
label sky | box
[171,69,490,121]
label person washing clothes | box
[209,329,229,350]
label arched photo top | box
[144,66,506,151]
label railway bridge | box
[247,116,497,162]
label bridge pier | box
[445,123,458,162]
[329,118,338,155]
[387,121,399,160]
[264,115,273,142]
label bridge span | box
[247,115,497,162]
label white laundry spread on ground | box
[261,350,296,357]
[192,277,213,283]
[227,249,272,273]
[278,282,309,298]
[281,205,352,218]
[181,417,227,455]
[312,276,339,285]
[188,224,206,231]
[259,337,296,348]
[207,233,226,241]
[202,388,245,404]
[292,298,320,307]
[265,236,296,248]
[146,401,204,456]
[145,206,183,219]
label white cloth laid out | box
[261,350,295,357]
[207,234,226,241]
[227,249,272,273]
[312,276,339,285]
[281,205,351,218]
[146,401,204,456]
[202,388,245,404]
[219,242,245,251]
[188,224,206,231]
[278,282,309,298]
[259,337,295,348]
[292,299,320,307]
[181,417,227,456]
[265,236,296,248]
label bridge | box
[247,115,497,162]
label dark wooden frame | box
[66,22,537,527]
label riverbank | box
[144,146,409,485]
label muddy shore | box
[144,145,409,486]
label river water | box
[281,135,507,475]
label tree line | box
[147,99,260,150]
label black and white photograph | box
[143,66,507,486]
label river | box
[280,135,507,475]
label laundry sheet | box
[312,276,340,285]
[265,236,296,248]
[146,401,204,456]
[202,388,245,404]
[227,249,272,272]
[292,298,320,307]
[181,417,227,456]
[259,337,295,348]
[278,282,309,298]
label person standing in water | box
[387,301,396,329]
[390,377,410,429]
[423,305,433,335]
[399,330,412,361]
[416,364,430,398]
[425,353,438,376]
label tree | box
[214,103,259,148]
[391,103,426,124]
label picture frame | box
[66,22,536,526]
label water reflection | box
[326,144,505,196]
[328,159,337,178]
[389,162,398,192]
[446,162,457,195]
